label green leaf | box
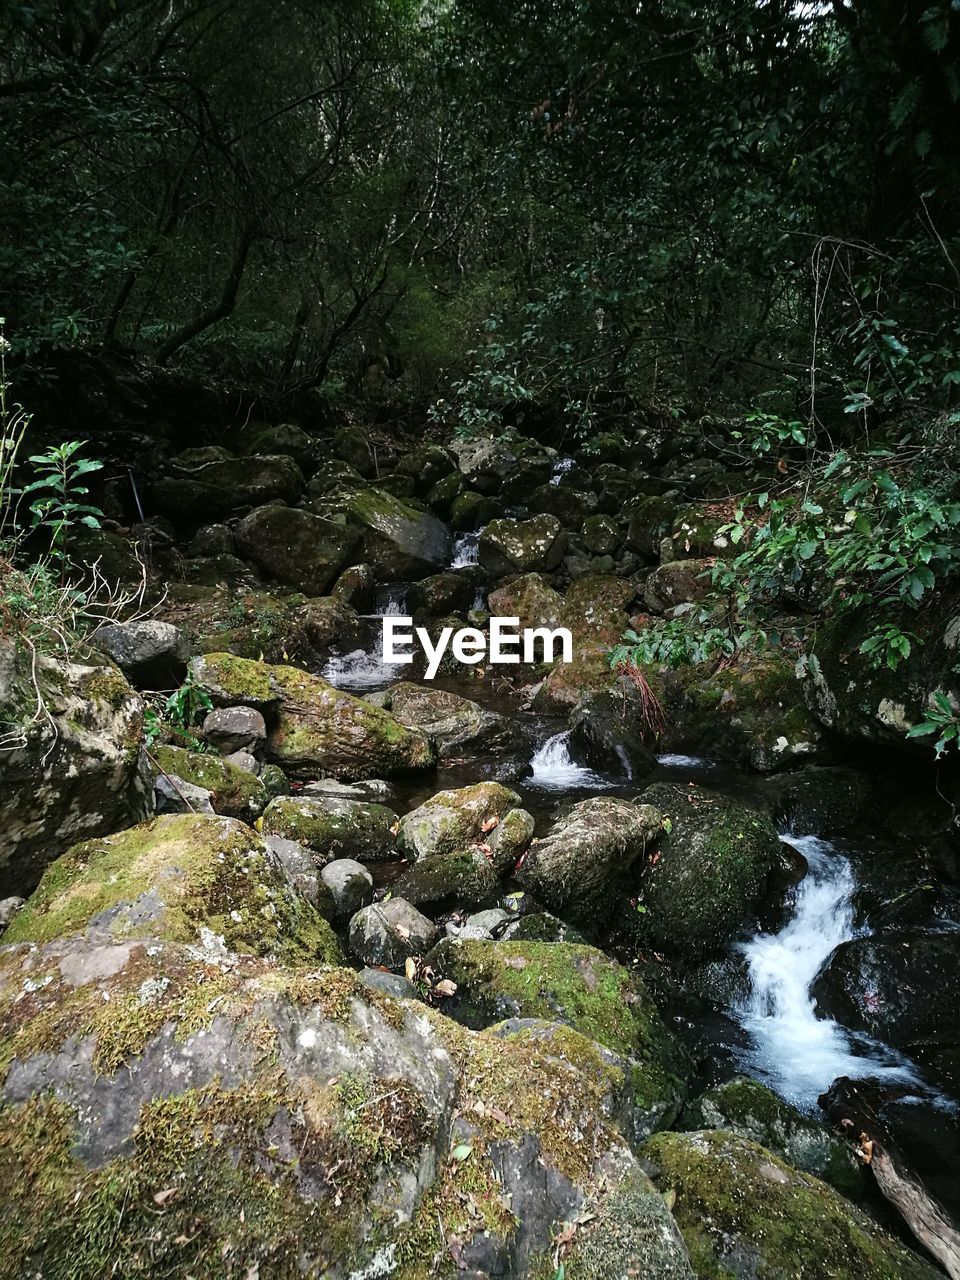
[451,1144,473,1162]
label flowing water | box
[528,731,617,791]
[736,834,924,1109]
[451,531,480,568]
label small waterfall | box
[451,532,480,568]
[373,584,409,617]
[656,753,717,769]
[322,648,402,692]
[528,731,615,791]
[736,834,922,1109]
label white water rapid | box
[528,731,616,791]
[736,834,923,1109]
[451,531,480,568]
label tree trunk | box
[156,225,254,365]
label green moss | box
[152,745,267,819]
[643,1129,936,1280]
[77,668,132,711]
[194,652,276,702]
[4,814,340,966]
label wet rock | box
[581,513,624,555]
[151,745,268,821]
[189,522,235,556]
[427,939,689,1130]
[394,443,456,496]
[189,654,434,779]
[331,562,376,612]
[92,620,189,687]
[527,482,597,527]
[201,704,267,754]
[320,858,374,921]
[775,766,874,835]
[450,434,515,492]
[680,1077,864,1200]
[260,794,399,863]
[501,912,589,944]
[398,782,528,862]
[152,451,305,521]
[386,682,530,781]
[348,897,439,967]
[3,813,341,964]
[643,559,713,613]
[516,797,662,926]
[641,1129,938,1280]
[407,571,476,616]
[0,640,150,898]
[234,505,362,594]
[340,486,453,578]
[450,489,500,531]
[812,932,960,1090]
[488,573,563,630]
[569,689,659,779]
[634,783,784,959]
[626,495,680,557]
[393,848,499,913]
[299,595,359,651]
[479,514,568,576]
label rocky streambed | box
[1,409,959,1278]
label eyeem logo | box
[382,616,573,680]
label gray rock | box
[348,898,439,968]
[300,777,391,801]
[358,967,420,1001]
[450,435,516,493]
[261,794,399,863]
[264,833,321,906]
[154,773,215,815]
[202,705,267,754]
[387,682,531,782]
[478,514,568,576]
[153,451,305,520]
[234,505,362,595]
[189,523,235,556]
[0,897,25,930]
[92,619,189,685]
[223,749,260,775]
[321,858,374,921]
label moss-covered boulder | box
[532,647,618,712]
[516,797,662,926]
[239,421,319,469]
[151,745,268,821]
[560,573,634,647]
[393,847,499,913]
[643,559,713,613]
[774,766,874,835]
[581,513,624,556]
[3,813,341,965]
[394,443,455,496]
[528,482,597,527]
[397,782,531,866]
[804,594,960,753]
[487,572,563,630]
[340,486,453,577]
[259,794,399,863]
[569,688,660,778]
[164,586,314,664]
[0,640,150,898]
[0,930,697,1278]
[427,939,689,1133]
[561,1168,694,1279]
[234,505,362,595]
[450,488,500,530]
[188,654,435,779]
[152,451,305,521]
[626,495,680,557]
[385,682,530,781]
[406,571,476,617]
[479,514,568,576]
[680,1078,864,1201]
[662,503,737,561]
[641,1129,938,1280]
[634,783,784,959]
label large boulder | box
[385,682,530,781]
[479,514,568,576]
[680,1077,864,1201]
[569,689,660,779]
[393,847,499,913]
[341,487,452,578]
[488,573,563,631]
[643,559,713,613]
[187,653,434,779]
[397,782,531,869]
[0,930,699,1276]
[812,932,960,1090]
[449,434,516,492]
[91,620,189,687]
[516,797,662,925]
[2,812,340,965]
[234,505,361,595]
[150,745,268,822]
[633,783,784,959]
[427,939,689,1135]
[634,778,783,962]
[152,451,305,520]
[0,640,150,898]
[260,794,399,863]
[626,495,680,557]
[641,1129,938,1280]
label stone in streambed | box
[320,858,374,921]
[397,782,532,870]
[92,619,189,687]
[151,744,268,821]
[385,682,530,782]
[259,794,399,863]
[348,897,439,968]
[479,514,568,576]
[234,505,362,594]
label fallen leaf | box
[153,1187,178,1207]
[404,957,417,982]
[481,815,500,833]
[434,978,458,997]
[662,1188,677,1211]
[394,924,410,940]
[451,1144,473,1162]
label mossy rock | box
[189,654,435,780]
[340,485,453,577]
[634,783,783,960]
[393,848,499,913]
[259,794,399,863]
[152,453,305,521]
[531,647,618,712]
[487,572,563,630]
[397,782,523,861]
[641,1129,938,1279]
[626,494,680,556]
[426,939,690,1112]
[151,745,268,821]
[234,505,363,595]
[680,1078,864,1202]
[562,1168,694,1279]
[478,514,567,576]
[387,683,530,781]
[559,573,634,647]
[3,813,341,966]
